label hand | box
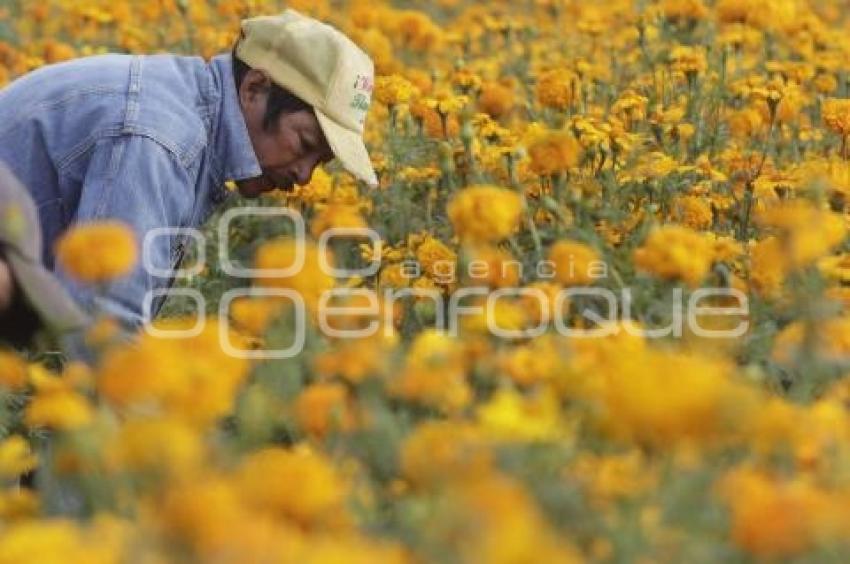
[0,256,13,314]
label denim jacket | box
[0,53,261,329]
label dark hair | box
[231,47,312,132]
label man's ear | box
[238,68,272,109]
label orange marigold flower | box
[536,68,579,111]
[237,446,349,529]
[633,225,714,287]
[54,221,137,283]
[549,240,602,286]
[526,129,583,176]
[477,80,516,119]
[294,382,357,438]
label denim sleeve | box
[55,134,196,330]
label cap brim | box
[5,250,89,334]
[314,110,378,188]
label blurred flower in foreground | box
[447,185,523,244]
[54,221,137,283]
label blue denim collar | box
[208,53,261,183]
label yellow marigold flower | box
[157,475,273,558]
[378,263,412,290]
[294,382,356,438]
[756,201,846,268]
[374,74,416,107]
[54,221,137,283]
[410,98,459,138]
[98,322,248,427]
[670,194,713,229]
[749,236,786,298]
[727,107,765,140]
[0,489,39,521]
[0,351,28,391]
[237,446,349,529]
[536,68,579,111]
[292,166,334,205]
[459,295,527,336]
[549,240,601,286]
[0,436,37,479]
[400,421,491,487]
[309,203,367,239]
[466,246,520,288]
[611,89,648,126]
[313,334,392,384]
[597,348,748,445]
[447,185,523,244]
[518,282,567,329]
[661,0,709,22]
[818,253,850,285]
[229,296,286,337]
[394,9,443,52]
[476,388,565,442]
[451,67,482,95]
[25,389,93,430]
[814,73,838,95]
[796,156,850,201]
[822,97,850,137]
[618,151,680,183]
[526,129,583,176]
[107,416,203,478]
[669,45,707,78]
[422,90,468,116]
[633,225,714,287]
[709,234,744,263]
[499,335,563,387]
[415,235,456,280]
[254,238,336,314]
[0,519,124,564]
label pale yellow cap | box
[236,10,378,187]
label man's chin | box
[235,178,271,198]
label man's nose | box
[292,160,315,186]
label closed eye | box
[300,134,315,155]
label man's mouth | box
[263,173,294,192]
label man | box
[0,9,377,337]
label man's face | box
[236,69,334,198]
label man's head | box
[232,54,334,198]
[232,11,379,198]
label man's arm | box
[56,134,197,330]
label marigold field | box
[9,0,850,561]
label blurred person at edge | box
[0,9,377,350]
